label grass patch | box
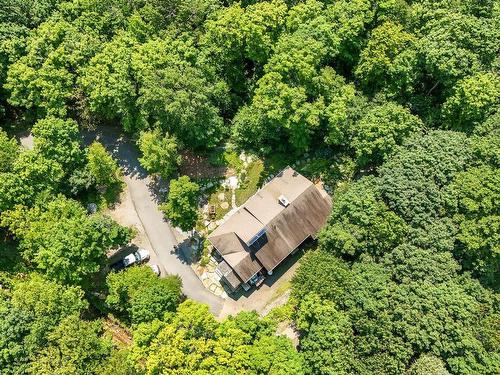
[207,186,232,221]
[270,280,292,303]
[235,160,264,206]
[265,300,296,323]
[208,149,243,172]
[261,152,296,179]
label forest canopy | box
[0,0,498,374]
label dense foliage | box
[132,301,304,374]
[0,0,498,374]
[160,176,200,231]
[292,129,499,374]
[106,265,182,324]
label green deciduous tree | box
[87,141,122,192]
[442,71,499,132]
[352,101,423,166]
[0,22,27,115]
[417,12,498,92]
[301,231,499,374]
[0,274,87,373]
[1,196,132,285]
[408,354,451,375]
[0,128,19,172]
[319,176,407,258]
[381,244,460,284]
[446,166,499,284]
[292,250,352,302]
[79,32,138,130]
[201,0,287,101]
[29,315,112,375]
[132,37,228,148]
[378,130,472,226]
[325,0,374,67]
[295,293,355,375]
[0,0,64,28]
[132,300,304,374]
[0,150,64,210]
[32,116,84,170]
[233,72,324,152]
[319,67,365,147]
[5,19,101,117]
[355,21,417,96]
[0,172,32,212]
[160,176,199,231]
[106,265,182,324]
[138,129,180,179]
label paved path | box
[82,127,224,315]
[19,127,296,317]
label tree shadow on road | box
[147,177,169,205]
[81,126,147,180]
[168,237,198,266]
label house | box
[208,167,332,292]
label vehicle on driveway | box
[149,264,161,276]
[111,249,150,271]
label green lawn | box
[261,152,296,180]
[207,186,233,221]
[235,160,264,206]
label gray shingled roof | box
[209,167,331,287]
[210,232,263,282]
[216,260,243,290]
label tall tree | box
[106,266,182,324]
[319,176,407,258]
[5,19,101,117]
[0,129,19,172]
[29,315,112,375]
[446,166,499,284]
[378,131,472,226]
[295,293,355,375]
[79,32,138,130]
[352,101,423,167]
[0,274,87,374]
[132,37,228,148]
[31,116,84,170]
[87,142,122,193]
[442,72,499,132]
[137,129,180,179]
[160,176,200,232]
[1,197,132,285]
[132,300,304,374]
[355,21,417,97]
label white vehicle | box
[149,264,161,276]
[111,248,150,270]
[123,248,150,267]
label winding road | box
[82,127,224,315]
[19,126,300,319]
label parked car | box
[149,264,161,276]
[111,249,150,271]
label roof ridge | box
[243,206,265,226]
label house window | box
[248,229,268,252]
